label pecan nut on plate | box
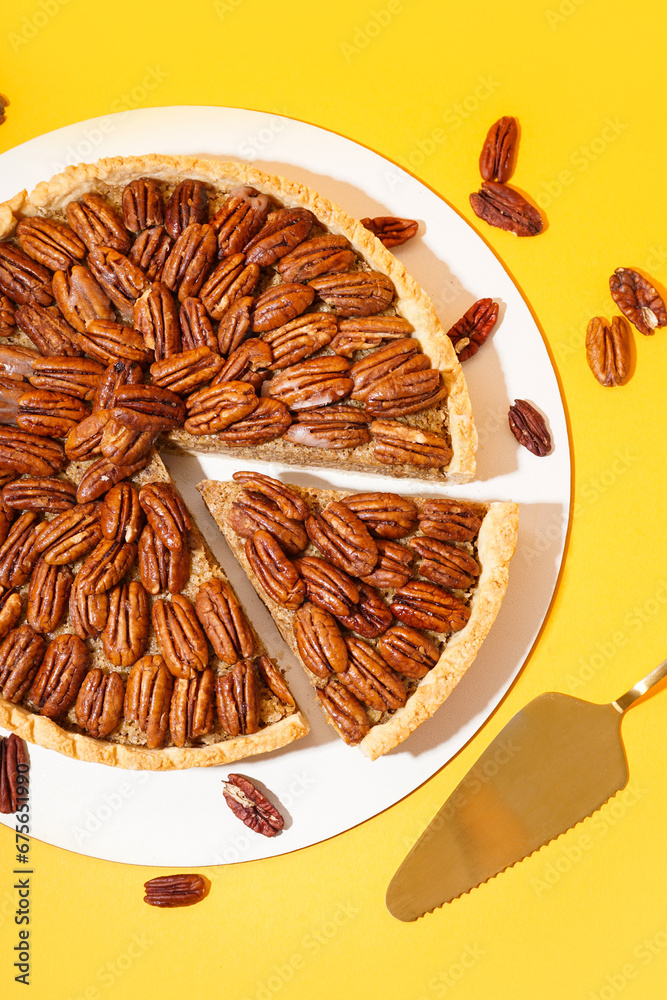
[222,772,284,837]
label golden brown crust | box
[198,479,518,760]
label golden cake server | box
[386,658,667,921]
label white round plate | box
[0,107,570,866]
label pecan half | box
[101,581,150,666]
[165,180,209,239]
[256,655,295,707]
[16,217,86,271]
[310,271,395,316]
[0,511,42,587]
[122,178,164,232]
[15,303,82,357]
[66,193,131,253]
[138,523,190,595]
[0,343,41,379]
[107,382,185,428]
[229,487,308,554]
[245,530,306,609]
[244,208,315,267]
[170,668,215,746]
[391,580,471,633]
[211,185,271,257]
[479,116,518,183]
[340,635,406,711]
[231,471,309,521]
[0,427,66,477]
[28,633,89,718]
[128,226,173,282]
[349,338,423,401]
[470,182,543,237]
[211,338,271,389]
[336,581,393,639]
[0,624,45,702]
[200,254,260,321]
[251,282,315,333]
[29,355,105,401]
[152,594,208,679]
[445,297,499,361]
[609,267,667,336]
[264,313,337,370]
[0,497,15,545]
[75,668,125,738]
[330,316,415,358]
[99,411,158,466]
[0,590,22,642]
[143,874,208,908]
[277,234,355,283]
[75,536,138,595]
[341,492,418,539]
[34,501,102,565]
[364,366,445,418]
[0,734,29,814]
[360,217,418,248]
[217,295,253,355]
[371,420,452,469]
[585,316,631,387]
[316,678,370,745]
[306,501,378,577]
[151,347,224,397]
[26,558,72,633]
[216,661,260,737]
[0,295,15,337]
[268,356,353,411]
[378,625,440,679]
[87,248,150,317]
[16,388,89,438]
[0,244,53,306]
[294,602,348,678]
[100,482,144,542]
[418,499,483,542]
[124,655,173,748]
[217,399,292,446]
[138,481,191,551]
[52,266,115,332]
[133,282,181,359]
[161,223,217,302]
[75,455,149,504]
[358,539,413,588]
[64,410,110,461]
[68,579,108,640]
[293,555,359,617]
[179,297,217,353]
[2,477,77,512]
[195,577,255,664]
[222,772,284,836]
[408,536,479,589]
[508,399,552,456]
[283,404,371,450]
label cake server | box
[386,658,667,921]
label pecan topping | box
[251,282,315,333]
[378,625,440,679]
[165,180,209,238]
[75,668,125,738]
[470,182,543,237]
[0,295,15,336]
[445,297,499,361]
[16,217,86,271]
[151,347,225,397]
[99,411,158,466]
[0,343,41,379]
[34,501,102,565]
[180,297,217,353]
[306,501,378,577]
[2,477,77,512]
[124,655,173,748]
[28,633,89,718]
[349,338,423,401]
[283,404,371,450]
[15,302,82,357]
[138,481,191,552]
[264,313,337,370]
[277,234,355,283]
[216,661,260,737]
[17,388,89,438]
[0,624,45,702]
[418,499,483,542]
[161,223,217,302]
[294,555,359,617]
[0,427,66,477]
[107,382,185,429]
[316,678,370,745]
[229,487,308,554]
[336,581,393,639]
[0,497,15,545]
[256,655,295,707]
[152,594,208,679]
[170,668,215,746]
[408,536,479,589]
[0,244,53,306]
[75,536,138,595]
[91,361,138,410]
[294,602,348,678]
[122,177,164,232]
[217,295,253,355]
[211,338,271,389]
[371,420,452,469]
[585,316,631,387]
[0,511,42,587]
[101,581,150,666]
[195,577,255,664]
[340,635,406,711]
[200,254,260,321]
[231,471,309,521]
[211,185,271,256]
[87,248,150,317]
[310,271,395,316]
[26,558,72,633]
[64,410,110,461]
[0,590,22,642]
[244,208,315,267]
[143,874,208,908]
[100,482,144,542]
[222,772,284,836]
[183,380,259,437]
[245,530,306,609]
[52,266,115,332]
[330,316,415,357]
[66,193,131,253]
[0,734,29,814]
[479,116,518,183]
[268,355,353,411]
[75,454,149,504]
[391,580,471,633]
[508,399,552,456]
[138,523,189,596]
[609,267,667,336]
[217,397,292,446]
[360,217,418,248]
[68,580,108,640]
[132,283,179,360]
[341,492,418,539]
[30,355,105,401]
[128,226,173,283]
[364,366,445,418]
[358,539,413,588]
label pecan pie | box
[198,473,518,759]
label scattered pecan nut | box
[0,734,29,815]
[15,303,82,357]
[470,182,543,237]
[143,874,208,908]
[360,217,419,248]
[609,267,667,336]
[585,316,631,387]
[508,399,552,456]
[479,116,518,183]
[222,772,284,836]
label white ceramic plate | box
[0,107,570,866]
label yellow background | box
[2,0,667,997]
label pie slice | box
[0,452,308,769]
[199,473,518,759]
